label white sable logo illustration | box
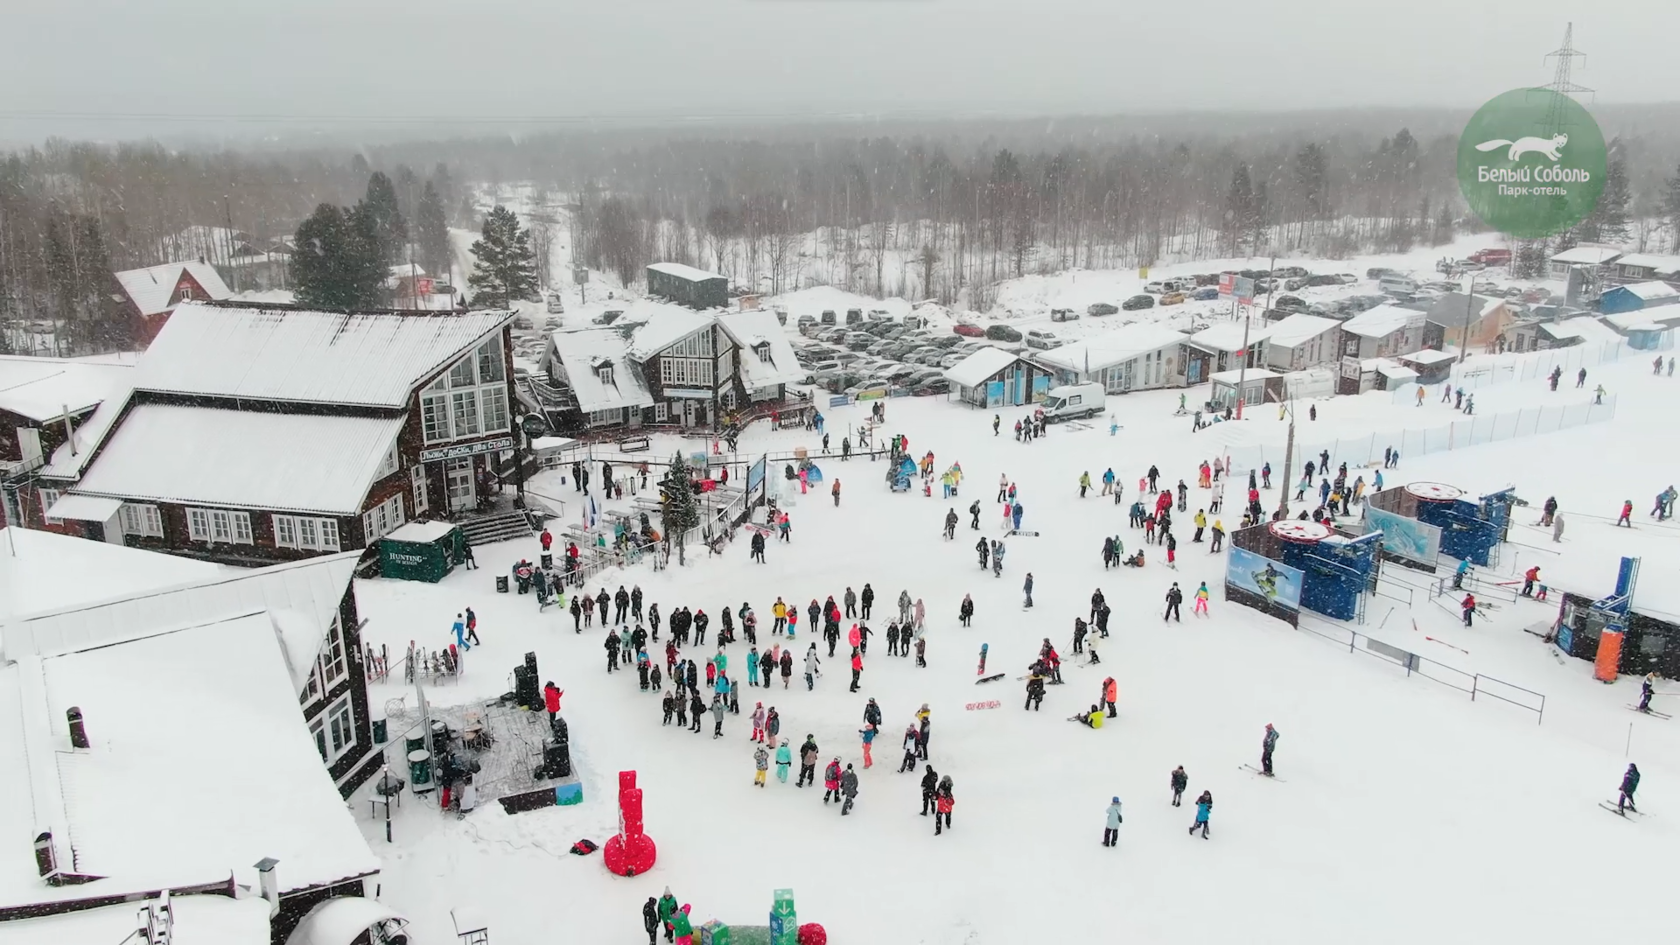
[1473,133,1569,162]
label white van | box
[1379,275,1420,296]
[1041,383,1105,421]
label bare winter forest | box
[4,106,1679,351]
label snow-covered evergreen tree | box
[292,203,385,309]
[416,181,451,281]
[467,205,539,307]
[660,453,702,565]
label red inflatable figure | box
[603,770,657,876]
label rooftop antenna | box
[1540,23,1593,136]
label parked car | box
[1283,277,1309,292]
[796,314,819,334]
[820,309,838,326]
[911,378,950,396]
[592,309,625,326]
[1335,273,1359,285]
[929,334,963,349]
[1051,308,1079,322]
[1366,267,1399,281]
[1025,329,1062,349]
[1271,266,1308,279]
[953,322,986,337]
[985,324,1023,342]
[939,353,966,368]
[1159,292,1187,306]
[1305,274,1340,288]
[1122,294,1155,311]
[545,292,565,314]
[1194,273,1222,287]
[845,308,864,326]
[1191,287,1219,301]
[820,328,850,344]
[1274,295,1307,313]
[1087,302,1119,316]
[1472,279,1501,295]
[1379,276,1420,297]
[1143,281,1167,294]
[845,332,875,350]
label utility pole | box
[1271,389,1295,521]
[1236,253,1276,420]
[1459,273,1475,361]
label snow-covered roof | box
[549,328,656,413]
[625,306,715,361]
[646,262,726,283]
[1616,281,1680,302]
[71,404,402,516]
[1209,367,1282,384]
[0,609,377,910]
[1424,293,1506,327]
[0,893,272,945]
[1549,245,1622,266]
[386,520,459,543]
[1377,362,1420,380]
[133,302,513,408]
[1033,323,1186,373]
[114,261,232,317]
[1342,304,1424,338]
[0,526,223,625]
[1,551,360,690]
[1399,348,1457,365]
[1263,313,1341,349]
[1190,322,1273,353]
[1603,309,1680,332]
[717,310,803,391]
[0,355,133,423]
[1616,253,1680,274]
[944,347,1026,387]
[1539,316,1623,346]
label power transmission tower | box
[1540,23,1593,135]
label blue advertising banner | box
[747,456,766,494]
[1362,507,1442,565]
[1226,546,1303,611]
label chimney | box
[254,857,280,917]
[67,707,89,749]
[34,831,60,884]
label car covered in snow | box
[1087,302,1119,316]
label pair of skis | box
[1629,705,1673,720]
[1599,802,1643,818]
[1240,764,1285,782]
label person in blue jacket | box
[451,613,470,651]
[1103,796,1123,847]
[1011,502,1024,532]
[1189,790,1212,838]
[1453,558,1471,590]
[775,738,792,783]
[746,647,760,688]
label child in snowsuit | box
[754,745,769,786]
[1103,797,1122,847]
[1193,582,1210,616]
[775,738,792,782]
[1189,790,1212,838]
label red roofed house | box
[112,260,234,346]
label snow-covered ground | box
[351,348,1678,944]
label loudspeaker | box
[550,714,569,745]
[543,740,572,779]
[514,665,539,709]
[524,651,539,678]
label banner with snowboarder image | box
[1226,546,1303,611]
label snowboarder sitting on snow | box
[1123,549,1145,567]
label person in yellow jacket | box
[1075,703,1105,729]
[1079,471,1092,498]
[1193,509,1207,543]
[772,598,788,635]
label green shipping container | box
[379,521,468,583]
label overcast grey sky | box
[4,0,1677,141]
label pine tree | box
[416,181,451,281]
[1513,239,1547,280]
[467,204,539,307]
[1224,164,1257,254]
[1293,143,1329,219]
[291,203,385,309]
[660,453,702,565]
[363,171,408,263]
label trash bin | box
[372,719,388,744]
[541,553,554,568]
[407,749,432,787]
[496,575,509,593]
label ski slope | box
[355,351,1678,945]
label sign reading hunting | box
[1457,88,1605,239]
